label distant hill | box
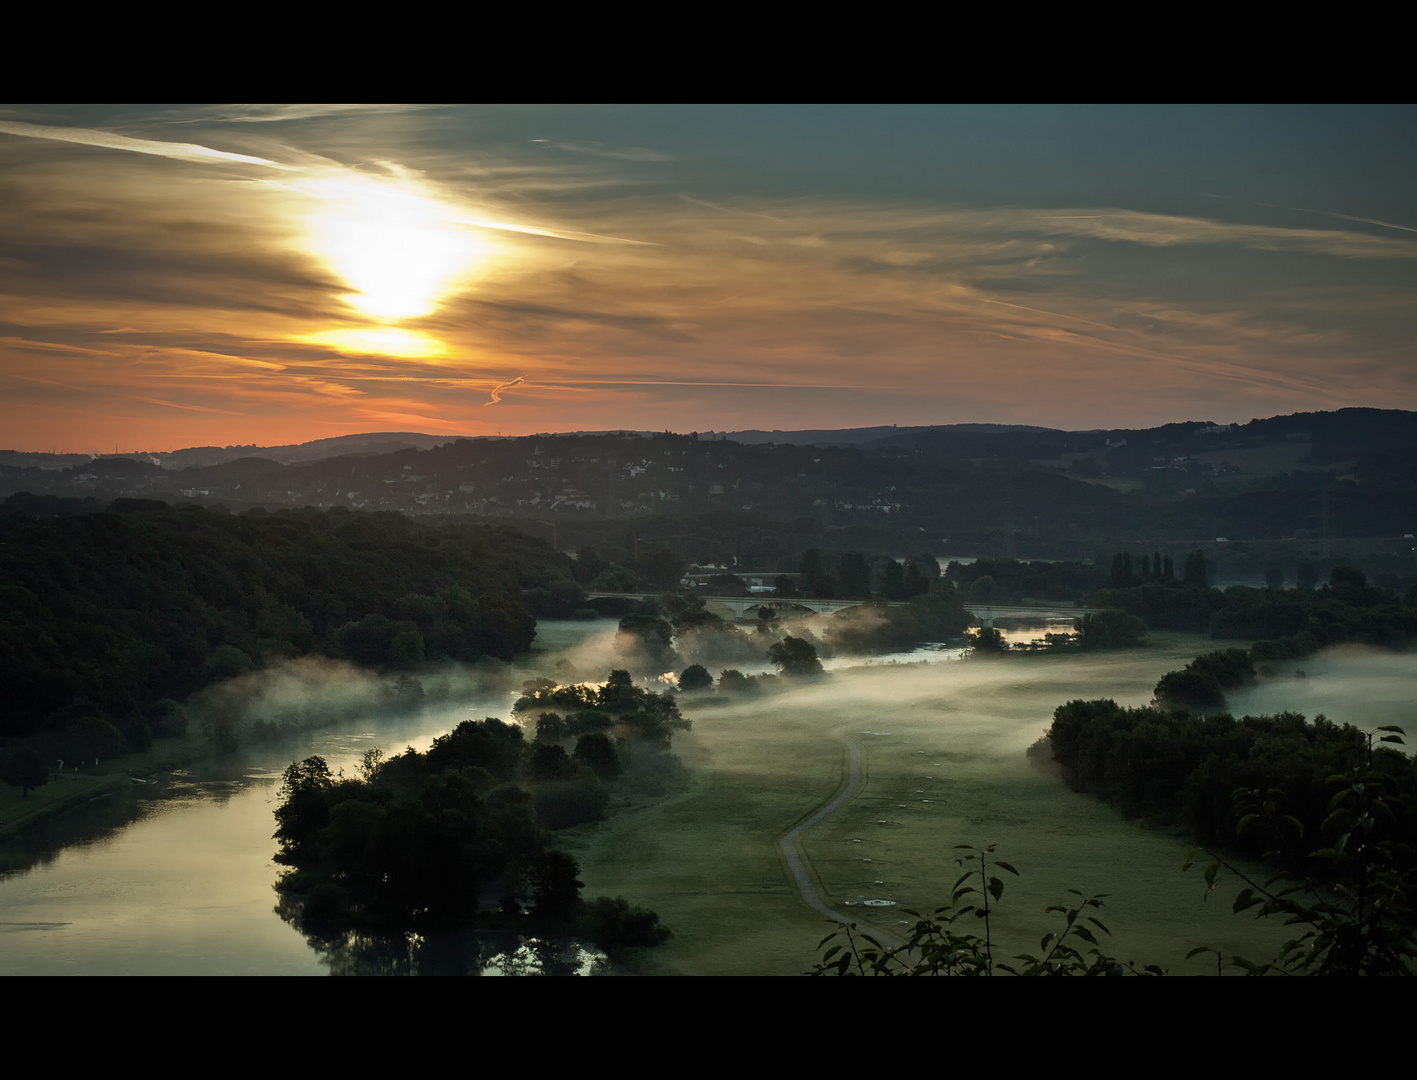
[717,424,1058,446]
[157,432,465,468]
[4,411,1415,580]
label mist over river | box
[2,619,1411,974]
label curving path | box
[776,724,908,950]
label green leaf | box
[995,860,1019,876]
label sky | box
[2,104,1415,452]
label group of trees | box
[273,709,671,958]
[514,669,691,747]
[796,549,935,601]
[1152,648,1257,713]
[1091,563,1417,651]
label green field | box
[563,634,1296,975]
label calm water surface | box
[0,704,528,975]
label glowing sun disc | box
[301,171,491,321]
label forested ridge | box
[0,498,583,743]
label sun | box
[299,168,493,322]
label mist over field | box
[3,103,1415,974]
[562,631,1405,974]
[1228,644,1417,731]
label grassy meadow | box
[564,632,1299,975]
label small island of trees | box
[272,672,688,966]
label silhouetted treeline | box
[1090,565,1417,655]
[0,498,583,740]
[946,558,1105,604]
[1045,700,1417,871]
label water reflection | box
[281,913,610,975]
[0,766,261,881]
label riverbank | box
[0,734,212,839]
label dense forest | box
[0,499,580,747]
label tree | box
[1183,549,1209,587]
[969,626,1008,654]
[678,664,713,692]
[573,731,622,780]
[614,613,677,669]
[1074,609,1146,650]
[635,548,685,593]
[718,669,757,696]
[523,743,578,783]
[530,851,584,922]
[769,635,823,677]
[1184,725,1416,976]
[838,552,871,598]
[969,575,998,604]
[799,549,834,598]
[577,896,671,958]
[1,747,48,797]
[273,756,336,863]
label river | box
[4,617,1409,974]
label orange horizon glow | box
[3,105,1415,454]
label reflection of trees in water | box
[275,895,608,975]
[0,771,250,879]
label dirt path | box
[776,724,907,950]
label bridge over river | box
[584,592,1098,625]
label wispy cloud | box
[532,139,672,162]
[0,120,287,169]
[1032,207,1417,259]
[2,105,1414,447]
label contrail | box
[485,375,525,405]
[0,120,288,169]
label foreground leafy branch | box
[813,727,1417,976]
[1184,725,1417,976]
[808,844,1162,976]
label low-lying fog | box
[2,616,1411,974]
